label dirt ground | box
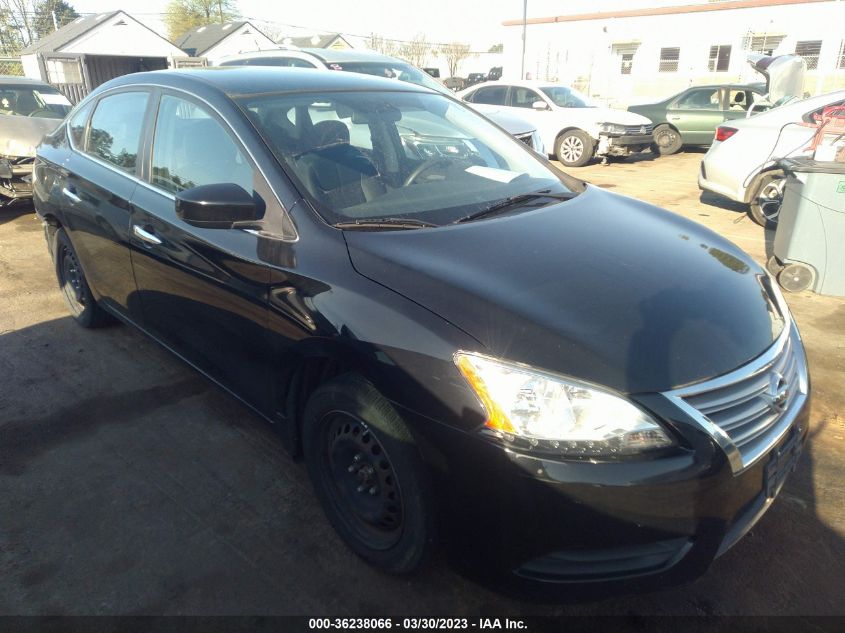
[0,150,843,616]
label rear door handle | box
[62,186,81,204]
[133,224,162,246]
[668,116,681,121]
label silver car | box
[1,76,71,207]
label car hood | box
[562,107,652,127]
[470,104,535,135]
[344,186,785,394]
[0,115,61,158]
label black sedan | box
[33,68,809,596]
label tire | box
[650,124,683,155]
[766,254,784,277]
[554,130,594,167]
[748,172,785,228]
[54,228,112,328]
[302,373,435,573]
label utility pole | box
[520,0,527,80]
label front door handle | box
[668,116,682,121]
[133,224,162,246]
[62,186,81,204]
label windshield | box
[539,86,594,108]
[327,61,450,95]
[238,90,578,226]
[0,85,72,118]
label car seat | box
[295,120,385,209]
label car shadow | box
[0,202,35,227]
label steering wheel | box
[403,157,454,186]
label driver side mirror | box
[175,183,261,229]
[532,100,549,111]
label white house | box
[20,11,187,102]
[176,22,277,65]
[501,0,845,107]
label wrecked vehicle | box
[1,76,71,207]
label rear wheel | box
[651,124,683,155]
[54,228,112,328]
[554,130,594,167]
[748,172,785,228]
[302,374,434,573]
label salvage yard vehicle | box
[699,89,845,227]
[0,76,71,207]
[458,80,654,167]
[34,68,809,596]
[217,49,544,154]
[627,83,766,155]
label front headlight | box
[598,123,627,135]
[455,352,674,457]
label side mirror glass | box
[532,100,549,111]
[175,183,260,229]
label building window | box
[708,45,731,72]
[658,47,680,73]
[744,34,785,56]
[795,40,822,70]
[838,41,845,69]
[621,53,634,75]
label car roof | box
[95,67,434,98]
[0,75,54,88]
[220,47,415,66]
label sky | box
[68,0,690,50]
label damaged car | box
[1,76,71,208]
[458,80,654,167]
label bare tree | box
[164,0,239,42]
[399,33,432,68]
[440,42,472,78]
[367,32,400,57]
[0,0,77,51]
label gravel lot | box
[1,151,843,615]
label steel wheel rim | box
[320,412,403,550]
[657,130,677,148]
[60,245,85,311]
[560,136,584,162]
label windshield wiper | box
[452,190,576,224]
[334,217,439,230]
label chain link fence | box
[0,58,24,76]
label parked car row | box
[33,66,810,598]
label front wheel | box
[748,172,785,228]
[554,130,594,167]
[302,374,435,573]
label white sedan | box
[699,89,845,226]
[458,80,654,167]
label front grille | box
[623,124,653,136]
[664,324,808,473]
[514,132,534,147]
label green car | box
[628,83,765,155]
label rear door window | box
[472,86,508,106]
[86,91,149,173]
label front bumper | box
[0,157,34,204]
[405,327,811,596]
[597,133,652,157]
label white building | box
[20,11,188,102]
[176,22,277,65]
[501,0,845,107]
